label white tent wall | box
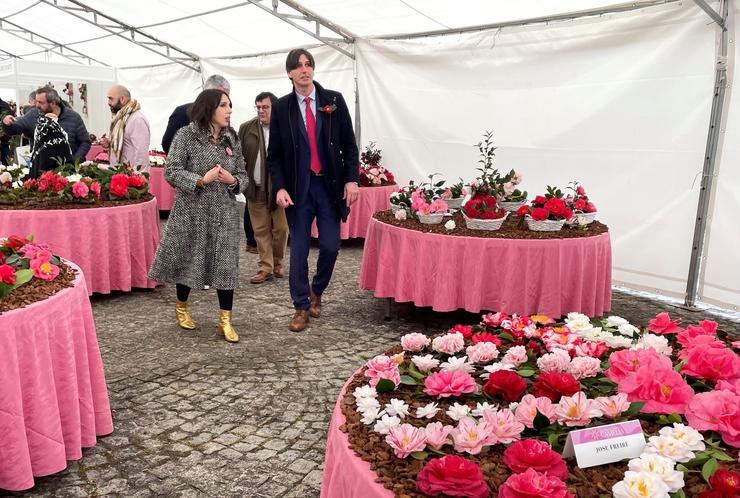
[356,2,715,301]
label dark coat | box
[267,81,359,222]
[238,117,276,207]
[161,103,191,154]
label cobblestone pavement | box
[4,235,739,497]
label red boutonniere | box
[319,104,337,114]
[225,147,233,156]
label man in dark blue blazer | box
[268,48,359,332]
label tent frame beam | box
[692,0,724,25]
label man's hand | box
[99,135,110,149]
[276,188,294,208]
[2,115,16,126]
[344,182,359,207]
[202,165,221,184]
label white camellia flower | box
[633,333,673,356]
[384,398,410,418]
[439,355,475,374]
[416,402,440,419]
[446,402,471,421]
[480,362,515,380]
[566,312,591,323]
[643,435,697,463]
[353,385,378,400]
[606,315,629,328]
[471,402,498,418]
[361,407,385,425]
[373,414,401,435]
[66,173,83,183]
[356,397,381,414]
[612,471,670,498]
[444,220,456,230]
[0,171,11,183]
[411,354,440,372]
[627,454,684,492]
[658,424,705,452]
[565,316,593,332]
[618,323,640,337]
[599,333,634,349]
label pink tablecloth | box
[0,261,113,491]
[0,198,160,295]
[149,167,175,211]
[85,145,107,163]
[312,184,398,240]
[321,373,393,498]
[359,218,612,316]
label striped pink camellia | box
[385,423,426,458]
[364,354,401,388]
[423,370,477,398]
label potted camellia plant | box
[517,186,573,231]
[462,193,508,231]
[564,181,598,226]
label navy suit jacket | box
[161,102,191,153]
[267,81,359,222]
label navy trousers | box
[289,175,341,310]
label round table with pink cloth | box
[359,217,612,317]
[0,198,161,295]
[311,184,398,240]
[0,261,113,491]
[148,167,175,211]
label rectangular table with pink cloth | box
[0,261,113,491]
[311,184,398,240]
[359,217,612,316]
[0,198,160,295]
[148,166,175,211]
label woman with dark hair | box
[149,89,248,343]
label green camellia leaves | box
[701,458,719,482]
[375,378,396,393]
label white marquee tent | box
[1,0,738,312]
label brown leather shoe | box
[289,310,310,332]
[274,264,284,278]
[246,244,258,254]
[309,292,322,318]
[250,271,273,284]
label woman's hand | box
[217,167,236,185]
[202,165,221,184]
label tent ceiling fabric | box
[1,0,682,67]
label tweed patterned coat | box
[148,123,248,290]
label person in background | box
[238,91,288,284]
[20,91,36,116]
[99,85,150,170]
[30,113,73,177]
[267,48,359,332]
[0,97,13,165]
[1,86,90,161]
[148,89,248,343]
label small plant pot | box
[417,213,446,225]
[463,211,508,231]
[445,197,464,210]
[525,216,565,232]
[566,211,598,226]
[498,200,527,212]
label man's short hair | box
[204,74,230,92]
[285,48,315,72]
[28,91,37,103]
[35,86,62,106]
[255,92,277,104]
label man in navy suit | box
[268,48,359,332]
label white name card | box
[562,420,646,468]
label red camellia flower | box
[503,439,569,480]
[516,205,530,217]
[499,468,573,498]
[448,324,472,339]
[0,251,5,265]
[472,332,501,346]
[532,371,581,402]
[530,207,550,221]
[483,370,527,402]
[533,195,548,205]
[2,235,31,251]
[698,491,726,498]
[416,455,491,498]
[708,468,740,496]
[127,174,146,188]
[0,264,16,284]
[109,174,130,198]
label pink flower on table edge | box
[431,332,465,354]
[503,439,569,481]
[364,354,401,387]
[400,332,430,352]
[423,421,453,450]
[555,391,603,427]
[423,370,478,398]
[616,365,694,414]
[0,264,16,284]
[604,348,673,384]
[466,341,499,364]
[451,417,494,455]
[29,258,60,280]
[483,370,527,402]
[567,356,602,380]
[647,312,683,334]
[385,423,426,458]
[685,390,740,448]
[499,468,574,498]
[415,455,491,498]
[596,393,631,419]
[482,408,525,444]
[72,181,89,198]
[515,394,557,428]
[680,344,740,382]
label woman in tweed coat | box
[149,89,248,343]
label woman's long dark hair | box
[188,89,232,133]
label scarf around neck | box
[109,99,141,158]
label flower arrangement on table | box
[149,149,167,168]
[462,194,509,231]
[516,185,574,232]
[0,235,62,298]
[470,131,527,211]
[344,310,740,498]
[0,164,31,204]
[564,181,598,226]
[359,142,396,187]
[409,175,450,224]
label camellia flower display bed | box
[339,312,740,497]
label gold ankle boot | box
[175,300,196,330]
[218,310,239,343]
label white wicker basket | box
[525,216,565,232]
[498,200,527,212]
[446,197,464,210]
[417,213,446,224]
[566,211,598,226]
[463,211,509,231]
[390,203,402,213]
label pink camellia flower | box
[556,391,603,427]
[605,348,673,384]
[29,258,60,280]
[617,366,694,414]
[415,455,490,498]
[515,395,557,428]
[716,378,740,396]
[441,188,453,200]
[681,344,740,382]
[499,468,574,498]
[482,311,508,327]
[502,345,528,367]
[732,341,740,349]
[542,327,581,353]
[466,342,499,364]
[71,181,89,198]
[423,422,453,450]
[573,341,609,359]
[394,209,407,221]
[536,349,571,373]
[90,182,101,198]
[19,243,53,262]
[503,439,569,480]
[596,393,631,419]
[432,332,465,354]
[429,198,448,214]
[647,312,683,334]
[685,390,740,447]
[677,334,726,355]
[567,356,602,380]
[451,417,494,455]
[677,320,718,347]
[364,354,401,387]
[482,408,525,444]
[385,423,426,458]
[400,332,431,352]
[423,370,478,398]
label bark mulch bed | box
[0,194,154,210]
[0,261,77,314]
[375,210,608,239]
[340,343,740,498]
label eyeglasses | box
[254,105,271,111]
